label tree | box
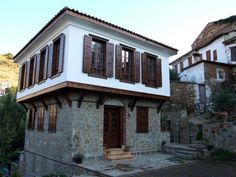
[0,90,26,167]
[2,53,14,60]
[169,69,180,81]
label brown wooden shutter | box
[141,53,148,84]
[26,61,30,88]
[188,57,192,66]
[134,51,140,83]
[35,54,40,83]
[156,58,162,87]
[58,34,65,73]
[17,66,22,91]
[206,50,211,61]
[48,43,53,78]
[23,63,27,89]
[136,107,148,133]
[213,50,217,61]
[115,45,122,79]
[106,42,114,77]
[83,35,92,73]
[44,45,49,80]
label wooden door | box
[103,107,122,148]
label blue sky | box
[0,0,236,61]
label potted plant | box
[72,153,84,164]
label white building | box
[0,81,11,96]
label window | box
[27,109,35,130]
[142,53,161,87]
[216,68,225,80]
[28,56,36,87]
[83,35,114,78]
[206,50,211,61]
[19,63,27,91]
[200,54,203,60]
[180,61,184,72]
[231,46,236,61]
[48,34,65,78]
[38,46,48,82]
[37,107,44,131]
[121,47,133,81]
[136,107,148,133]
[48,104,57,132]
[188,56,192,66]
[213,50,217,61]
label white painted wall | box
[16,16,174,99]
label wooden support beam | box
[40,99,48,111]
[62,93,72,107]
[157,101,165,113]
[54,95,62,109]
[96,94,105,109]
[128,97,138,112]
[78,92,86,108]
[30,101,37,111]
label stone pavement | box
[75,152,195,177]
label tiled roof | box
[14,7,177,60]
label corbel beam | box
[128,97,138,112]
[62,93,72,107]
[54,95,62,109]
[30,101,37,111]
[40,99,48,111]
[78,92,86,108]
[157,101,165,113]
[96,94,105,109]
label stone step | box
[188,144,206,150]
[175,152,195,160]
[106,153,134,160]
[104,148,126,155]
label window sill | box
[38,80,46,85]
[28,84,35,89]
[119,79,135,84]
[19,88,26,93]
[145,84,158,88]
[50,73,61,79]
[88,73,107,79]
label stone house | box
[170,16,236,103]
[0,80,11,96]
[14,7,177,176]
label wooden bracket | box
[20,103,28,111]
[30,101,37,111]
[157,101,165,113]
[54,95,62,109]
[128,97,138,112]
[78,92,86,108]
[96,94,105,109]
[62,93,72,107]
[40,99,48,111]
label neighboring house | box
[170,16,236,103]
[14,7,177,176]
[0,81,11,96]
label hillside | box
[0,54,18,87]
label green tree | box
[2,53,14,60]
[0,91,25,166]
[169,69,180,81]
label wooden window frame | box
[231,46,236,61]
[188,56,192,66]
[136,106,149,133]
[28,56,36,88]
[48,104,57,133]
[213,50,217,61]
[37,107,44,131]
[27,108,35,130]
[206,50,211,61]
[38,46,48,83]
[19,62,27,91]
[180,61,184,72]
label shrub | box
[196,132,203,141]
[169,69,180,81]
[211,149,236,161]
[42,174,68,177]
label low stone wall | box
[203,121,236,152]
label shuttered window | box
[136,106,148,133]
[38,46,49,82]
[48,104,57,133]
[231,46,236,61]
[27,56,36,87]
[121,47,133,81]
[27,109,35,130]
[83,35,114,78]
[142,53,162,87]
[18,62,27,91]
[213,50,217,61]
[48,34,65,78]
[180,61,184,72]
[188,56,192,66]
[206,50,211,61]
[37,107,44,131]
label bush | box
[169,69,180,81]
[196,132,203,141]
[211,149,236,161]
[42,174,68,177]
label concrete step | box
[105,148,126,155]
[188,144,206,150]
[175,152,195,160]
[104,148,134,160]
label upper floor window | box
[206,50,211,61]
[121,47,133,81]
[213,50,217,61]
[231,46,236,61]
[38,46,49,82]
[136,106,148,133]
[48,104,57,133]
[83,35,114,78]
[37,107,45,131]
[48,34,65,78]
[188,56,192,66]
[27,108,35,130]
[180,61,184,72]
[27,56,36,87]
[142,53,162,87]
[216,68,225,80]
[18,62,27,91]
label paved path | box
[127,160,236,177]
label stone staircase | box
[104,148,134,160]
[163,143,208,160]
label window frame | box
[37,107,45,131]
[48,104,57,133]
[27,108,35,130]
[38,46,48,83]
[19,62,27,91]
[206,50,211,61]
[230,46,236,61]
[136,106,149,133]
[146,54,157,87]
[216,68,225,81]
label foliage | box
[42,174,68,177]
[211,149,236,161]
[196,132,203,141]
[211,82,236,113]
[0,93,26,167]
[2,53,14,60]
[214,15,236,25]
[169,69,180,81]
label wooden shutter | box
[156,58,162,87]
[180,61,183,72]
[115,45,122,79]
[17,66,22,91]
[134,51,140,83]
[48,43,53,78]
[83,35,92,73]
[58,34,65,73]
[136,107,148,133]
[35,54,40,83]
[25,61,30,88]
[188,56,192,66]
[106,42,114,77]
[141,53,148,84]
[213,50,217,61]
[44,46,49,80]
[206,50,211,61]
[231,46,236,61]
[23,63,27,89]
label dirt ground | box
[127,160,236,177]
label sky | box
[0,0,236,62]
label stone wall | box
[203,121,236,152]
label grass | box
[211,149,236,161]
